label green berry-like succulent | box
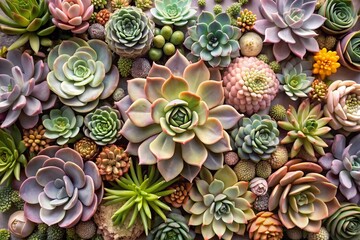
[91,0,107,9]
[226,3,241,18]
[269,104,287,121]
[269,61,281,73]
[0,229,10,240]
[257,54,269,64]
[135,0,153,10]
[118,57,133,78]
[213,4,223,15]
[198,0,206,7]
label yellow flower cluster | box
[313,48,340,79]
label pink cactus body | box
[49,0,93,34]
[223,57,279,115]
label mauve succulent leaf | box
[36,166,66,187]
[24,203,42,223]
[40,207,66,225]
[78,176,95,206]
[64,188,79,210]
[127,78,147,102]
[193,118,223,145]
[55,148,83,169]
[181,164,201,182]
[121,120,162,143]
[196,81,224,109]
[165,51,190,77]
[203,151,224,171]
[59,200,83,228]
[145,77,166,103]
[100,67,119,99]
[138,136,157,165]
[25,155,49,177]
[148,63,171,79]
[38,192,56,210]
[209,105,242,130]
[1,109,21,128]
[84,161,102,190]
[205,131,232,153]
[64,162,86,188]
[157,154,184,182]
[20,177,43,204]
[43,181,60,199]
[126,99,154,127]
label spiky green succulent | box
[42,106,83,145]
[0,0,55,53]
[184,11,241,68]
[104,159,178,235]
[278,99,333,158]
[277,58,314,101]
[183,165,256,240]
[231,114,280,163]
[150,0,196,26]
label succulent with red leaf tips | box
[19,146,103,228]
[49,0,93,34]
[248,211,283,240]
[267,159,340,232]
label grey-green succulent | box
[105,7,154,58]
[184,11,241,68]
[42,106,84,145]
[231,114,280,163]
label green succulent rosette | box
[337,30,360,72]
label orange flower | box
[313,48,340,79]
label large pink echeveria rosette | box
[336,30,360,72]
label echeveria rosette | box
[105,7,154,58]
[231,114,280,163]
[183,166,256,240]
[268,159,341,233]
[254,0,326,62]
[323,80,360,133]
[0,50,57,129]
[278,99,333,158]
[19,146,103,228]
[277,58,314,101]
[42,106,84,145]
[337,30,360,72]
[116,51,242,182]
[48,0,93,34]
[319,134,360,204]
[0,126,27,185]
[319,0,358,35]
[83,106,122,146]
[325,203,360,240]
[0,0,55,53]
[47,38,119,113]
[150,0,196,26]
[184,12,241,68]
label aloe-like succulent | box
[277,58,314,101]
[150,0,196,26]
[184,12,241,68]
[116,51,242,182]
[47,38,119,113]
[42,106,83,145]
[105,7,154,58]
[49,0,93,34]
[104,159,178,235]
[231,114,279,163]
[0,126,27,185]
[319,0,358,35]
[0,0,55,53]
[83,106,122,146]
[0,50,57,129]
[319,134,360,204]
[254,0,326,61]
[183,165,256,240]
[337,30,360,72]
[268,159,341,233]
[19,146,104,228]
[278,99,333,158]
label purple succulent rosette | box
[19,146,103,228]
[319,134,360,204]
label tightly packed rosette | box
[247,212,283,240]
[323,80,360,133]
[19,146,103,228]
[47,37,119,113]
[48,0,94,34]
[337,30,360,72]
[267,159,340,232]
[116,51,242,182]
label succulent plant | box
[47,38,119,113]
[277,58,314,101]
[164,180,192,208]
[337,30,360,72]
[183,165,256,240]
[150,0,196,26]
[268,145,288,170]
[319,134,360,204]
[319,0,358,35]
[269,104,287,121]
[0,126,27,185]
[231,114,280,163]
[223,57,279,115]
[323,80,360,133]
[253,194,269,212]
[0,229,10,240]
[0,50,57,129]
[325,203,360,240]
[96,145,130,181]
[237,9,256,32]
[278,99,332,158]
[254,0,325,61]
[19,146,104,228]
[0,0,55,53]
[75,220,97,239]
[147,210,193,240]
[116,51,241,182]
[83,106,122,146]
[249,177,268,196]
[104,159,177,235]
[315,34,337,50]
[23,125,52,153]
[135,0,153,10]
[74,137,98,161]
[183,12,241,68]
[313,48,341,79]
[42,106,83,145]
[248,212,283,240]
[8,210,36,238]
[49,0,93,34]
[239,32,263,57]
[267,159,341,232]
[309,79,328,102]
[96,9,110,25]
[234,159,256,181]
[111,0,131,9]
[105,7,154,58]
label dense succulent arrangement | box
[0,0,360,240]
